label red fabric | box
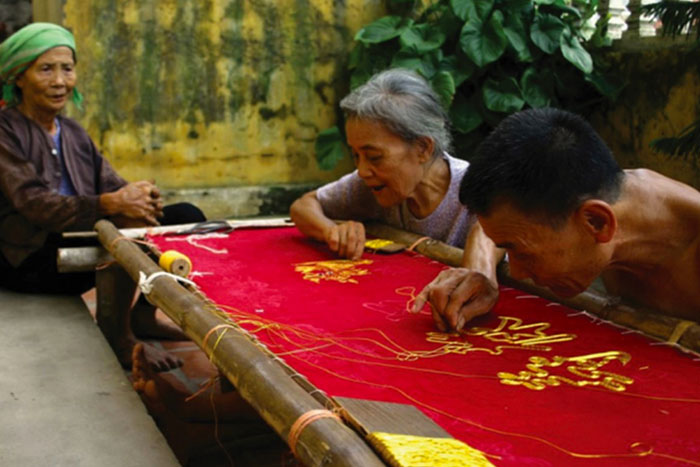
[150,227,700,466]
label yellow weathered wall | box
[590,46,700,189]
[63,0,385,191]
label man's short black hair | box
[460,108,624,227]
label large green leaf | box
[503,13,533,62]
[391,47,436,78]
[431,71,456,108]
[459,11,507,67]
[559,29,593,73]
[315,126,347,170]
[450,92,484,134]
[400,23,446,54]
[520,67,551,107]
[530,13,566,54]
[450,0,494,22]
[354,16,413,44]
[438,55,475,87]
[482,77,525,113]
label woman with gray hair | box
[291,68,503,331]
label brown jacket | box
[0,107,126,266]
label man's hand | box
[324,220,366,260]
[411,268,499,332]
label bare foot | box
[132,343,169,411]
[131,302,189,341]
[132,345,258,422]
[114,337,183,372]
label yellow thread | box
[365,239,395,250]
[406,236,431,252]
[667,320,695,344]
[367,432,495,467]
[158,250,192,277]
[202,324,238,361]
[294,259,372,284]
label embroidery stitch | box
[295,259,373,284]
[498,351,633,392]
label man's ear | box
[577,200,616,243]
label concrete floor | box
[0,288,178,466]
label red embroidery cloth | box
[150,227,700,466]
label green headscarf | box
[0,22,83,108]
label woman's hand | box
[411,268,499,331]
[324,220,366,260]
[100,181,164,226]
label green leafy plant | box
[316,0,621,169]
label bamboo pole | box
[65,217,293,240]
[94,220,384,467]
[57,247,113,273]
[365,222,700,353]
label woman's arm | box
[290,190,366,260]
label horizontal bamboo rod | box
[67,217,293,240]
[364,222,700,353]
[94,219,385,467]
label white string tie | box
[138,270,198,294]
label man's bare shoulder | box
[624,168,700,214]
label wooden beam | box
[57,246,112,273]
[365,221,700,354]
[64,217,293,240]
[94,219,385,467]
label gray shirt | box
[316,154,473,247]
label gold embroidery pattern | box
[295,259,373,284]
[498,351,633,392]
[424,316,577,356]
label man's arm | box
[290,190,366,260]
[412,222,505,331]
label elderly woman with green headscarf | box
[0,23,205,371]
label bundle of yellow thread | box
[158,250,192,277]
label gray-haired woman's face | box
[345,117,431,208]
[16,46,75,116]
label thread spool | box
[158,250,192,277]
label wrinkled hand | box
[114,181,164,226]
[411,268,499,332]
[324,221,366,260]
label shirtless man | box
[414,107,700,330]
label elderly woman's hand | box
[411,268,499,332]
[101,180,164,226]
[324,221,366,260]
